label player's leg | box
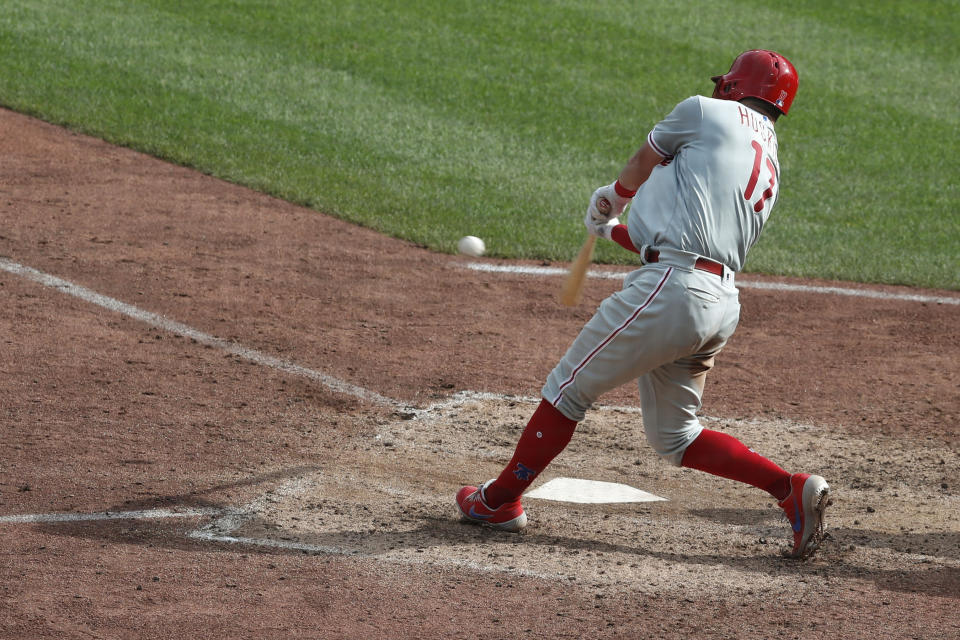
[458,267,682,525]
[480,398,577,508]
[680,426,791,498]
[638,354,791,495]
[544,266,683,422]
[455,398,576,530]
[463,397,577,522]
[640,355,830,557]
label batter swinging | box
[456,50,831,559]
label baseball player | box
[456,50,831,559]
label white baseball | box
[457,235,485,257]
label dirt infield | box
[1,107,958,639]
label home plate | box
[525,478,667,504]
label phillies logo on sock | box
[513,463,536,481]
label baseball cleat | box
[778,473,831,559]
[456,479,527,532]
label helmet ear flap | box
[710,75,727,99]
[712,79,735,99]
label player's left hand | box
[584,212,620,240]
[586,182,631,224]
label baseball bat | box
[558,197,610,307]
[558,235,596,306]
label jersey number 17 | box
[745,140,776,213]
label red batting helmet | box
[711,50,799,115]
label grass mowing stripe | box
[0,1,956,289]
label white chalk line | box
[462,262,960,306]
[189,475,316,538]
[0,507,222,524]
[184,477,560,581]
[0,257,404,409]
[0,479,554,580]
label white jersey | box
[626,96,780,272]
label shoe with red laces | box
[778,473,830,558]
[456,479,527,532]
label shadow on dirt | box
[33,490,959,600]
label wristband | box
[614,180,637,198]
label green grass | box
[1,0,957,289]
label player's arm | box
[585,141,667,252]
[586,141,666,223]
[587,97,698,245]
[614,141,667,194]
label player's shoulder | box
[671,95,706,114]
[659,95,706,127]
[666,95,740,122]
[696,95,743,117]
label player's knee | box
[541,379,592,423]
[547,392,589,423]
[643,420,702,467]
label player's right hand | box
[586,182,631,224]
[584,212,620,240]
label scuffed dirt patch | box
[239,395,958,604]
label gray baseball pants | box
[543,248,740,466]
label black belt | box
[644,249,726,277]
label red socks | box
[484,408,791,507]
[483,399,577,509]
[681,429,792,501]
